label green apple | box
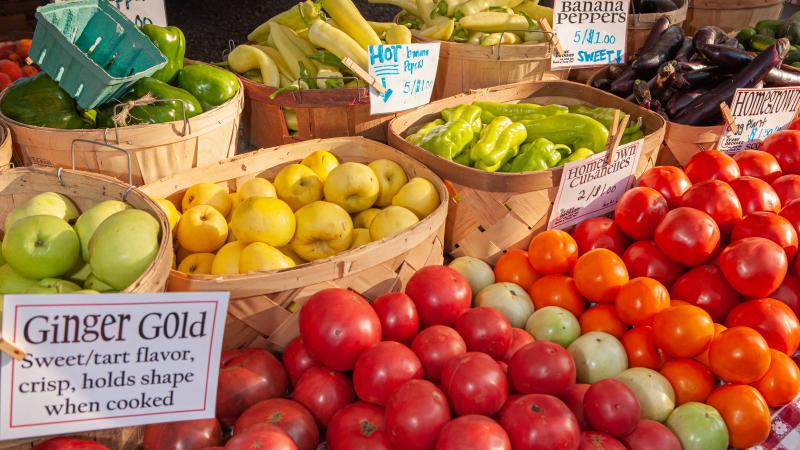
[369,159,408,207]
[274,163,324,211]
[0,264,37,294]
[323,162,380,213]
[74,200,129,262]
[291,201,354,261]
[89,209,160,291]
[4,192,80,231]
[2,215,80,279]
[84,273,115,292]
[63,260,91,284]
[26,278,82,294]
[0,241,4,265]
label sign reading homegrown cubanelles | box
[369,43,440,115]
[548,139,643,230]
[718,87,800,154]
[0,293,228,440]
[551,0,630,69]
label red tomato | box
[731,211,798,261]
[621,420,681,450]
[372,292,419,345]
[353,341,424,406]
[571,216,632,255]
[684,150,740,183]
[441,352,509,416]
[405,266,472,327]
[726,298,800,355]
[579,432,626,450]
[411,325,467,382]
[770,273,800,317]
[499,394,581,450]
[638,166,692,209]
[509,341,576,396]
[435,415,511,450]
[299,288,381,371]
[559,383,591,430]
[216,348,289,427]
[225,424,298,450]
[282,338,321,387]
[614,186,669,240]
[385,380,451,450]
[733,149,783,183]
[786,117,800,130]
[292,367,355,428]
[233,399,318,450]
[584,379,640,437]
[729,176,781,215]
[495,394,521,422]
[669,265,740,323]
[761,129,800,174]
[680,180,743,235]
[772,174,800,205]
[327,402,393,450]
[32,438,108,450]
[654,207,721,267]
[499,327,536,364]
[144,419,223,450]
[622,241,685,289]
[719,237,788,298]
[622,326,667,370]
[455,306,512,358]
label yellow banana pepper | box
[269,22,317,80]
[308,19,370,70]
[459,12,530,32]
[321,0,382,50]
[480,32,522,46]
[369,0,421,17]
[247,1,321,42]
[416,18,455,40]
[457,0,524,17]
[513,1,553,26]
[386,24,413,44]
[368,21,396,37]
[227,44,280,87]
[252,45,293,78]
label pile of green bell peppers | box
[0,24,240,129]
[408,101,643,173]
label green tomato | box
[524,306,580,347]
[475,282,534,328]
[666,402,729,450]
[616,367,675,422]
[567,331,628,383]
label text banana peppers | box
[141,24,185,84]
[177,64,239,112]
[521,113,609,153]
[470,116,527,172]
[420,119,475,159]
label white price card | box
[718,87,800,154]
[0,292,228,441]
[369,43,440,115]
[548,139,643,230]
[551,0,630,69]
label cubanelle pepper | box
[141,24,185,84]
[420,119,474,159]
[442,104,482,134]
[0,74,90,129]
[502,137,565,172]
[177,64,239,112]
[475,101,567,122]
[521,113,609,153]
[96,77,203,128]
[567,105,643,136]
[407,119,445,145]
[470,116,527,171]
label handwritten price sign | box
[718,87,800,154]
[368,43,440,115]
[551,0,630,69]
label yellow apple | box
[274,163,324,211]
[323,162,380,213]
[291,201,354,261]
[228,192,243,218]
[176,245,192,266]
[279,245,306,265]
[177,205,228,253]
[212,241,246,275]
[370,206,419,241]
[239,242,296,274]
[392,177,441,219]
[301,150,340,182]
[369,159,409,207]
[152,197,180,234]
[178,253,215,275]
[230,197,296,247]
[238,177,277,200]
[352,208,381,229]
[182,182,231,217]
[350,228,372,249]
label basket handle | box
[110,97,192,142]
[70,139,134,191]
[0,162,14,170]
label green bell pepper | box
[141,24,185,84]
[521,113,609,153]
[0,74,89,129]
[178,64,239,111]
[470,116,527,171]
[567,104,642,136]
[420,119,475,159]
[407,119,445,146]
[442,104,483,134]
[508,137,561,172]
[96,77,202,128]
[475,101,568,122]
[557,147,594,165]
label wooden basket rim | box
[690,0,784,9]
[236,73,372,108]
[629,0,687,24]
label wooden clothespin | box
[0,338,26,361]
[536,19,563,56]
[719,102,739,134]
[606,110,630,165]
[341,57,387,95]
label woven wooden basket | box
[0,122,10,169]
[0,65,244,186]
[388,81,667,264]
[141,137,448,351]
[685,0,785,33]
[628,0,688,57]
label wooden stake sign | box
[341,57,386,95]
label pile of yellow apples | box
[154,150,441,275]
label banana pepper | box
[416,18,456,41]
[507,137,562,172]
[459,12,530,32]
[442,104,482,134]
[178,64,239,112]
[386,24,413,44]
[407,118,445,145]
[457,0,524,18]
[308,19,370,70]
[557,147,594,165]
[141,24,185,84]
[322,0,382,49]
[248,1,321,42]
[228,45,280,88]
[470,116,527,172]
[0,74,89,129]
[521,113,609,153]
[420,119,475,159]
[369,0,421,17]
[513,1,553,26]
[270,22,317,80]
[480,32,522,46]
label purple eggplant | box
[721,37,740,48]
[639,17,671,55]
[607,64,626,80]
[651,61,677,99]
[632,79,653,109]
[698,43,800,86]
[675,37,695,62]
[673,68,719,89]
[593,78,613,91]
[672,38,789,126]
[632,26,685,75]
[693,26,728,49]
[764,67,800,87]
[610,16,671,97]
[633,0,678,13]
[675,61,713,71]
[666,89,708,118]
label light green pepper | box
[508,138,562,172]
[470,116,527,171]
[420,119,475,159]
[521,113,609,153]
[442,104,483,134]
[407,119,445,145]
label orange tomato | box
[660,358,715,405]
[695,323,727,368]
[622,326,668,370]
[652,305,715,358]
[615,277,670,326]
[494,249,539,289]
[528,274,586,317]
[751,349,800,407]
[527,230,579,275]
[706,384,771,449]
[579,304,627,340]
[670,299,691,307]
[573,249,629,303]
[708,326,771,384]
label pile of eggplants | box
[592,18,795,126]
